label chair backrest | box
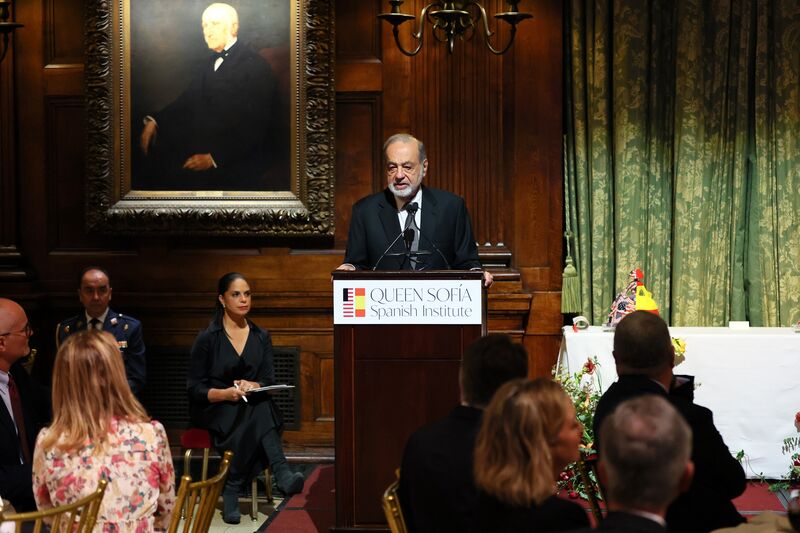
[168,449,233,533]
[382,469,408,533]
[0,478,108,533]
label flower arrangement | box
[672,337,687,366]
[769,411,800,492]
[553,357,602,499]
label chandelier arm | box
[396,3,439,56]
[392,24,424,56]
[484,24,517,55]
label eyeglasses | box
[0,323,32,337]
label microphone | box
[372,209,418,271]
[417,228,451,269]
[371,201,425,270]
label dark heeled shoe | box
[276,471,305,496]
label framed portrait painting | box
[86,0,335,236]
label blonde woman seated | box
[474,378,589,532]
[32,331,175,531]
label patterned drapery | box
[565,0,800,326]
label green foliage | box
[553,357,602,500]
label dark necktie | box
[8,375,31,464]
[404,202,420,269]
[90,318,100,331]
[212,50,229,60]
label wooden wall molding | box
[5,0,564,450]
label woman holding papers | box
[187,272,304,524]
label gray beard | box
[388,182,420,200]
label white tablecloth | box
[559,326,800,478]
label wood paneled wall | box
[0,0,563,448]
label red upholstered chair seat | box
[180,428,213,450]
[180,427,273,521]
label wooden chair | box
[0,478,108,533]
[168,449,233,533]
[576,452,604,524]
[180,428,273,521]
[382,469,408,533]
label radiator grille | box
[142,345,300,431]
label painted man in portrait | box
[138,2,280,191]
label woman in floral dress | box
[33,331,175,532]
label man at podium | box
[337,133,493,287]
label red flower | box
[794,411,800,432]
[569,491,579,499]
[583,359,595,375]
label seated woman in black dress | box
[473,378,589,532]
[187,272,304,524]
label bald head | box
[202,3,239,52]
[0,298,31,371]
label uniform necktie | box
[8,375,31,464]
[90,318,101,331]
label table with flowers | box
[559,326,800,479]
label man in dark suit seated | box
[56,267,146,401]
[0,298,50,512]
[570,395,694,533]
[594,311,746,532]
[398,334,528,533]
[336,133,493,287]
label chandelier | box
[378,1,532,56]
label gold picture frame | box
[85,0,335,236]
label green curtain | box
[564,0,800,326]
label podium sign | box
[332,270,485,531]
[333,278,482,325]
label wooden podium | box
[332,270,486,531]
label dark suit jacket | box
[343,186,482,271]
[593,375,746,532]
[145,41,278,191]
[0,362,50,511]
[566,511,668,533]
[474,492,590,533]
[57,308,146,399]
[398,405,482,533]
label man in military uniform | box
[56,267,146,400]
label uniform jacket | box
[57,308,146,398]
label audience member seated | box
[56,266,147,401]
[32,331,175,530]
[594,310,746,532]
[0,299,50,512]
[398,334,529,533]
[473,378,589,533]
[187,272,304,525]
[568,395,694,533]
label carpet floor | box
[260,467,790,532]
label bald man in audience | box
[0,299,50,512]
[569,395,694,533]
[594,311,746,532]
[398,334,529,533]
